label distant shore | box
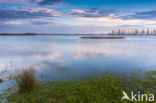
[0,33,37,36]
[1,33,156,36]
[80,36,125,39]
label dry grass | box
[0,77,3,83]
[15,68,37,93]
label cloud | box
[69,8,138,23]
[122,10,156,20]
[73,42,156,59]
[0,0,63,6]
[148,23,156,25]
[0,22,113,34]
[69,8,118,18]
[74,48,108,59]
[33,0,63,6]
[30,52,62,60]
[0,7,61,20]
[69,8,156,24]
[30,20,51,25]
[0,0,27,3]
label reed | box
[0,77,3,83]
[15,68,37,93]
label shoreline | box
[0,33,37,36]
[80,36,125,39]
[1,33,156,36]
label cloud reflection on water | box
[0,35,156,80]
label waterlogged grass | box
[15,69,37,93]
[0,77,3,83]
[1,71,156,103]
[2,71,156,103]
[7,75,123,103]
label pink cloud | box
[24,7,62,16]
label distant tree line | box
[110,29,156,35]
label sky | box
[0,0,156,34]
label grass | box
[15,68,37,93]
[3,71,156,103]
[0,77,3,83]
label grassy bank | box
[1,70,156,103]
[80,36,125,39]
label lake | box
[0,35,156,91]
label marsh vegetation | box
[1,68,156,103]
[15,68,37,93]
[0,77,3,83]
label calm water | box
[0,35,156,91]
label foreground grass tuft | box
[0,77,3,83]
[15,68,37,93]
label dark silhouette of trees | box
[110,29,156,35]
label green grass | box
[1,71,156,103]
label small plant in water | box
[0,77,3,83]
[15,68,37,93]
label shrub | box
[15,68,37,93]
[0,77,3,83]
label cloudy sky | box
[0,0,156,34]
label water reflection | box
[0,35,156,81]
